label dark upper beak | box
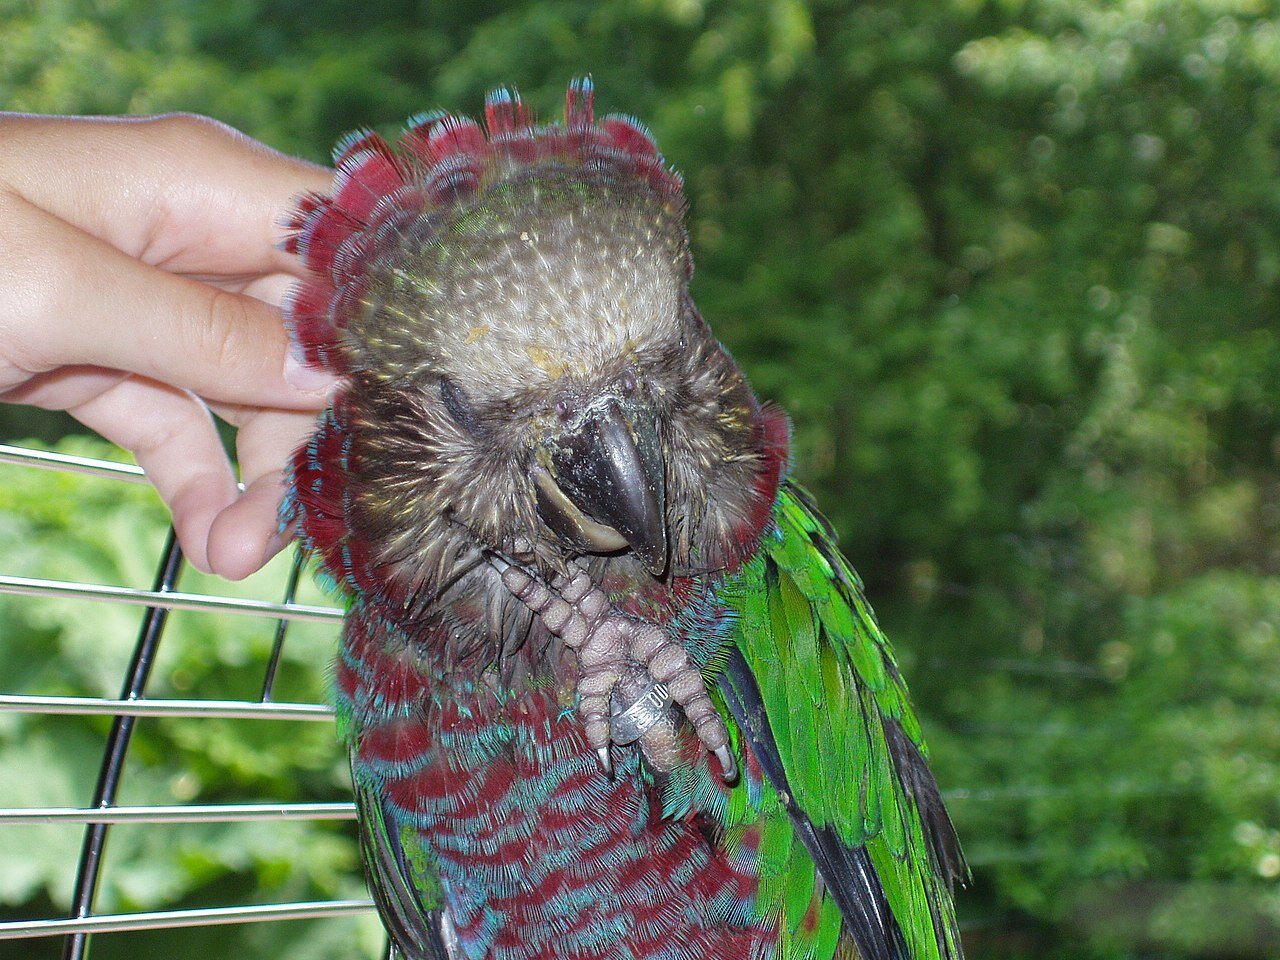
[534,396,669,577]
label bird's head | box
[287,81,787,604]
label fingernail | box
[284,349,337,392]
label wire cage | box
[10,434,1256,960]
[0,437,1003,959]
[0,442,381,959]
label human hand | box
[0,113,337,579]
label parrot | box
[282,78,966,960]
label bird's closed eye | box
[439,377,484,436]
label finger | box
[64,375,241,573]
[1,369,315,580]
[0,113,332,278]
[165,270,299,305]
[205,405,319,580]
[0,191,336,407]
[236,271,300,307]
[0,365,128,407]
[206,471,290,581]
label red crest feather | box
[283,78,684,375]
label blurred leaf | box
[1,1,1279,956]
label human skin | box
[0,113,338,579]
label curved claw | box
[596,746,613,778]
[714,744,738,784]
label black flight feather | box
[355,777,451,960]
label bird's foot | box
[495,560,736,781]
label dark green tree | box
[1,1,1276,956]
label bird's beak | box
[534,397,669,577]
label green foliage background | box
[1,0,1278,957]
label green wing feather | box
[716,482,966,960]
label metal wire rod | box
[0,444,368,954]
[0,900,377,940]
[261,552,307,701]
[0,777,1206,824]
[0,573,343,622]
[0,802,357,825]
[0,694,334,720]
[0,443,147,482]
[63,530,183,960]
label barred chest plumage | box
[335,566,780,960]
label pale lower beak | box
[534,397,668,577]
